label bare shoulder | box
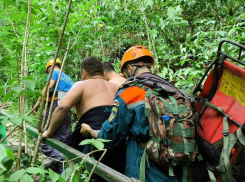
[67,81,87,95]
[71,81,87,88]
[107,80,118,87]
[106,81,119,93]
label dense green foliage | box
[1,0,245,181]
[0,0,245,110]
[0,142,99,182]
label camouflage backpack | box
[125,74,202,182]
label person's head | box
[81,57,103,80]
[46,58,61,73]
[120,46,154,78]
[102,62,116,81]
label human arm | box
[42,82,83,139]
[33,79,56,114]
[80,90,133,147]
[80,123,99,138]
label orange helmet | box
[45,58,61,73]
[120,46,154,73]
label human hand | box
[33,109,37,115]
[32,101,40,115]
[80,124,92,137]
[42,130,52,142]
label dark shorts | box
[67,106,126,180]
[40,100,71,158]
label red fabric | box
[120,86,146,105]
[199,61,245,144]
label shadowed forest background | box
[1,0,245,112]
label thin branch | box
[87,149,107,182]
[44,39,71,131]
[0,1,23,44]
[69,149,107,182]
[69,20,84,50]
[140,3,152,50]
[17,0,31,170]
[32,0,73,164]
[41,85,50,130]
[53,0,61,35]
[100,36,105,58]
[0,125,18,144]
[140,2,159,73]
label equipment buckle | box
[173,114,181,121]
[222,129,229,136]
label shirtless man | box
[102,62,126,88]
[42,57,118,146]
[41,57,126,178]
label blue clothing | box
[42,70,73,174]
[46,70,74,92]
[98,85,180,182]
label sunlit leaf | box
[9,117,22,126]
[9,169,25,181]
[71,170,79,182]
[0,87,4,96]
[93,140,104,150]
[95,139,111,143]
[79,138,94,146]
[3,91,13,102]
[21,80,35,91]
[26,167,44,174]
[19,114,34,122]
[20,173,33,182]
[10,86,22,94]
[6,148,15,161]
[49,169,59,182]
[0,144,7,161]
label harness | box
[123,62,151,77]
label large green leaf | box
[0,116,9,120]
[95,138,111,143]
[93,140,104,150]
[3,91,13,102]
[26,167,44,174]
[79,138,94,146]
[7,78,18,85]
[71,170,79,182]
[0,144,7,161]
[6,148,15,161]
[10,86,22,94]
[79,138,108,150]
[1,119,10,126]
[61,168,72,181]
[0,116,9,126]
[20,173,33,182]
[9,169,25,181]
[48,169,59,182]
[21,80,35,91]
[9,117,22,126]
[59,176,66,182]
[0,87,4,97]
[0,175,4,181]
[19,114,35,122]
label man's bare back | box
[108,76,126,89]
[41,57,118,141]
[59,77,118,117]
